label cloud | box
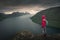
[0,0,60,6]
[0,5,46,14]
[0,0,60,14]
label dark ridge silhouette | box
[0,13,7,21]
[31,7,60,28]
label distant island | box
[0,12,30,21]
[31,7,60,28]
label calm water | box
[0,14,60,40]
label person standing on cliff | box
[41,15,48,34]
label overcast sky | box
[0,0,60,14]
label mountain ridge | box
[31,7,60,28]
[0,12,30,21]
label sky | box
[0,0,60,14]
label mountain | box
[7,12,30,17]
[0,13,7,21]
[31,7,60,28]
[0,12,30,21]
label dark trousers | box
[42,27,46,34]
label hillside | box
[0,13,7,21]
[31,7,60,28]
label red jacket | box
[42,15,46,28]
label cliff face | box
[31,7,60,28]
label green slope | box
[31,7,60,28]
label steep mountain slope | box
[31,7,60,28]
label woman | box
[41,15,48,34]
